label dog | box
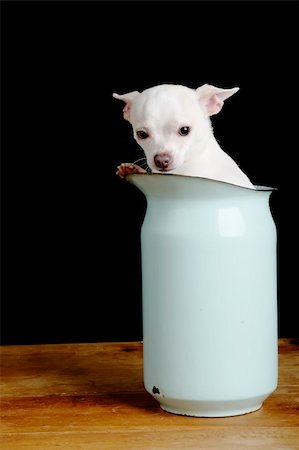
[113,84,254,189]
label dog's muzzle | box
[154,153,173,171]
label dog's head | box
[113,84,239,173]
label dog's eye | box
[178,126,190,136]
[137,130,149,140]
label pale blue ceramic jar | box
[128,174,278,417]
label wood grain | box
[1,339,298,449]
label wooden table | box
[1,339,298,449]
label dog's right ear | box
[112,91,140,121]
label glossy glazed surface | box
[128,174,278,417]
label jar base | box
[159,397,265,417]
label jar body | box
[130,175,278,417]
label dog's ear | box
[112,91,140,121]
[196,84,239,116]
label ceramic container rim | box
[127,173,276,192]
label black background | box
[1,1,298,344]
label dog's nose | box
[154,153,173,170]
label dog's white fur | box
[113,84,254,189]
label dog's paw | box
[116,163,147,179]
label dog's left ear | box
[113,91,140,121]
[196,84,239,116]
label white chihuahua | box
[113,84,254,189]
